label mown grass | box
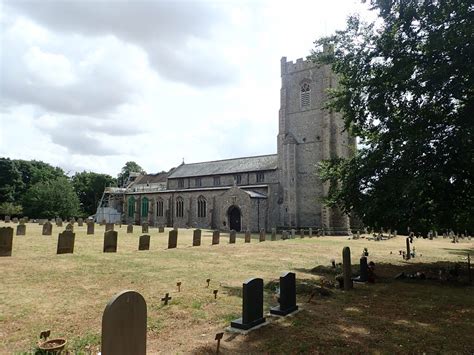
[0,222,472,353]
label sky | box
[0,0,372,177]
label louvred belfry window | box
[301,82,310,107]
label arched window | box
[128,197,135,217]
[157,198,164,217]
[197,196,206,218]
[176,197,184,218]
[301,82,311,107]
[141,197,149,216]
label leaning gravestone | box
[87,222,95,235]
[142,222,149,233]
[42,222,52,236]
[16,224,26,236]
[212,230,220,245]
[105,223,114,232]
[231,278,266,330]
[158,225,165,233]
[0,227,14,257]
[78,218,83,227]
[271,228,276,241]
[259,229,265,242]
[270,272,298,316]
[103,231,118,253]
[245,230,251,243]
[168,229,178,249]
[127,224,133,234]
[229,230,236,244]
[5,215,10,223]
[343,246,353,290]
[102,290,147,355]
[57,231,75,254]
[138,235,150,251]
[192,229,201,246]
[65,223,74,232]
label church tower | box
[277,50,355,233]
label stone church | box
[123,54,355,233]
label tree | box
[72,171,116,216]
[0,158,23,204]
[0,202,23,216]
[22,177,81,219]
[117,161,145,187]
[311,0,473,233]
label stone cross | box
[271,228,276,241]
[0,227,13,257]
[244,230,251,243]
[193,229,201,246]
[127,224,133,233]
[57,231,75,254]
[103,231,118,253]
[259,229,265,242]
[16,224,26,236]
[212,230,220,245]
[87,222,95,235]
[213,289,218,299]
[42,222,52,236]
[161,293,171,305]
[229,230,236,244]
[342,247,353,290]
[270,272,298,316]
[142,222,149,233]
[231,278,266,330]
[168,229,178,249]
[105,223,114,232]
[138,235,150,251]
[101,290,147,355]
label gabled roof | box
[168,154,278,179]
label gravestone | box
[158,225,164,233]
[100,219,106,226]
[212,230,220,245]
[142,223,149,233]
[56,218,63,227]
[138,235,150,251]
[271,228,276,241]
[103,231,118,253]
[127,224,133,233]
[42,222,52,236]
[0,227,13,257]
[87,222,95,235]
[230,278,266,330]
[300,229,305,238]
[342,246,353,290]
[78,218,83,227]
[101,290,147,355]
[229,230,236,244]
[308,228,313,237]
[65,223,74,232]
[105,223,114,232]
[19,218,26,224]
[5,215,10,223]
[259,229,265,242]
[192,229,201,246]
[270,272,298,316]
[168,229,178,249]
[406,237,411,260]
[57,231,75,254]
[12,217,18,223]
[39,219,45,225]
[245,230,251,243]
[291,229,295,238]
[356,256,368,282]
[16,224,26,236]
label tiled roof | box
[132,172,169,185]
[168,154,278,178]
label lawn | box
[0,222,473,353]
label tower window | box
[301,82,311,107]
[176,197,184,218]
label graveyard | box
[0,222,473,353]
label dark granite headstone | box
[57,231,75,254]
[87,222,95,235]
[16,224,26,236]
[142,223,149,233]
[192,229,201,246]
[105,223,114,232]
[65,223,74,232]
[138,235,150,251]
[229,230,236,244]
[259,229,265,242]
[158,225,164,233]
[101,290,147,355]
[270,272,298,316]
[245,230,251,243]
[42,222,52,236]
[359,256,368,282]
[0,227,13,257]
[212,230,220,245]
[127,224,133,233]
[103,231,118,253]
[271,228,276,241]
[343,246,353,290]
[231,278,266,330]
[168,229,178,249]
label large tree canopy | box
[312,0,473,233]
[72,171,116,216]
[117,161,145,187]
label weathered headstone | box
[138,235,150,251]
[342,246,353,290]
[308,228,313,238]
[16,224,26,236]
[282,231,289,240]
[230,278,266,330]
[158,225,165,233]
[168,229,178,249]
[103,231,118,253]
[244,230,251,243]
[0,227,13,257]
[271,228,276,241]
[259,229,265,242]
[142,222,149,233]
[12,217,18,223]
[300,229,305,238]
[229,230,236,244]
[56,218,63,227]
[19,218,26,224]
[5,215,10,223]
[101,290,147,355]
[87,222,95,235]
[406,237,411,260]
[105,223,114,232]
[42,222,52,236]
[270,272,298,316]
[193,229,201,246]
[212,230,220,245]
[290,229,295,238]
[65,223,74,232]
[127,224,133,233]
[78,218,83,227]
[57,231,75,254]
[357,256,368,282]
[100,219,106,226]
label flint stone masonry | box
[0,227,14,257]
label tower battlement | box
[280,57,318,75]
